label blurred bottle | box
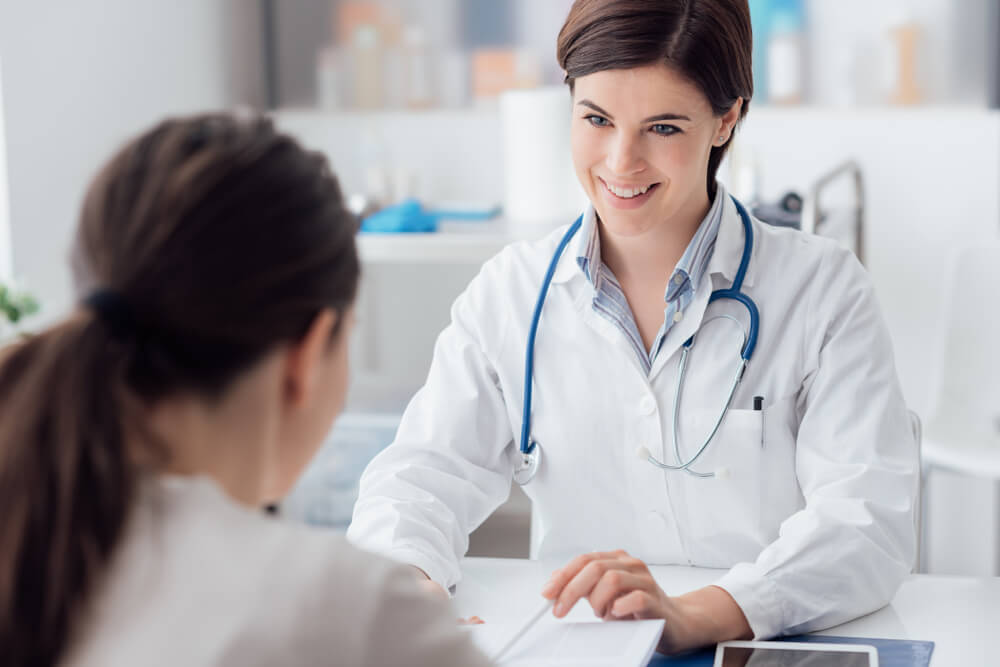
[748,0,773,104]
[766,0,805,105]
[403,26,434,108]
[437,49,470,108]
[888,11,923,105]
[315,45,343,110]
[472,49,540,101]
[352,24,383,109]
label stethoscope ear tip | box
[635,446,652,461]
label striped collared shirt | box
[575,186,726,374]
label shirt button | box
[673,274,685,285]
[673,310,684,323]
[639,396,656,414]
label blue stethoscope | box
[513,196,759,485]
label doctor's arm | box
[714,249,918,639]
[346,262,518,591]
[537,249,915,650]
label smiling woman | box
[348,0,918,656]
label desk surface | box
[455,557,1000,666]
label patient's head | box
[0,112,359,664]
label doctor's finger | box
[542,550,628,599]
[609,589,664,620]
[552,559,632,617]
[587,570,657,619]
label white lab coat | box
[347,192,918,640]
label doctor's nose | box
[605,134,646,175]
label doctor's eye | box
[650,124,681,137]
[584,114,611,128]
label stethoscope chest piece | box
[513,441,541,485]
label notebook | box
[465,617,665,666]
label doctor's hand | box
[540,550,751,655]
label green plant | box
[0,282,39,325]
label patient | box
[0,113,491,667]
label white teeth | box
[603,180,652,199]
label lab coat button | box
[639,396,656,414]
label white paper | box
[464,618,664,667]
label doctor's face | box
[570,64,733,238]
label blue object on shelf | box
[361,199,439,233]
[650,635,934,667]
[360,199,501,233]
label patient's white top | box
[62,475,491,667]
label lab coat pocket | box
[679,407,767,567]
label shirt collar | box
[664,183,726,301]
[557,183,728,300]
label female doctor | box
[348,0,917,654]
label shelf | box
[356,220,554,264]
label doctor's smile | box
[597,176,661,207]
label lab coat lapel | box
[648,271,712,382]
[647,195,758,382]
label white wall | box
[0,0,263,319]
[0,55,11,281]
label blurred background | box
[1,0,998,576]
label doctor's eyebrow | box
[577,99,691,123]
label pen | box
[491,598,554,662]
[753,396,764,448]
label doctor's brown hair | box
[557,0,753,196]
[0,113,359,665]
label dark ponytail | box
[0,113,360,664]
[0,317,136,666]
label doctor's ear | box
[281,308,338,409]
[716,98,744,145]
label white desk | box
[455,557,1000,666]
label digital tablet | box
[714,640,878,666]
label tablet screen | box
[719,645,873,667]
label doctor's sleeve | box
[715,247,918,640]
[346,259,518,590]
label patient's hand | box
[409,565,484,624]
[410,567,449,600]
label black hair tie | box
[84,289,140,339]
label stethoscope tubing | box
[519,214,583,457]
[518,196,758,483]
